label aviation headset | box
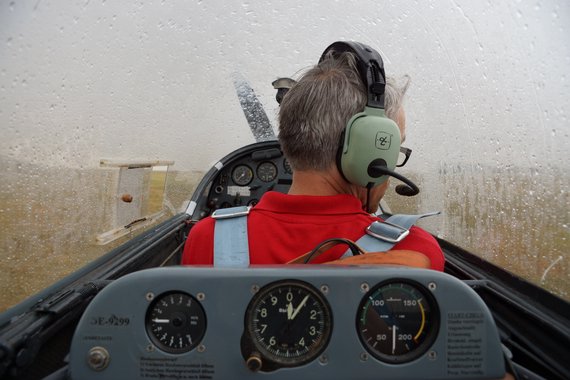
[319,41,403,190]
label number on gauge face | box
[145,291,207,354]
[356,280,439,363]
[245,280,332,367]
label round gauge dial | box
[145,291,207,354]
[244,280,332,368]
[283,159,292,174]
[232,165,254,186]
[256,162,278,182]
[357,280,439,363]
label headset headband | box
[319,41,386,109]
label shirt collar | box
[253,191,368,216]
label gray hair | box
[278,52,410,171]
[385,75,411,121]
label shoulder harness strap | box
[212,206,251,267]
[212,207,440,265]
[342,211,441,258]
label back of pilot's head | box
[278,52,366,172]
[278,51,409,175]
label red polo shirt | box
[182,192,445,271]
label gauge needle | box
[290,295,309,320]
[287,302,293,320]
[392,325,396,354]
[152,318,170,324]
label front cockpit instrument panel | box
[69,266,506,379]
[189,142,293,219]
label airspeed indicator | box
[356,280,439,363]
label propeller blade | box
[232,72,276,142]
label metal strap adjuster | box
[366,220,410,244]
[211,206,251,220]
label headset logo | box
[375,132,392,150]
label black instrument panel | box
[69,266,506,379]
[188,142,292,220]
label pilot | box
[182,42,445,271]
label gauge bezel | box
[145,291,207,354]
[356,279,440,364]
[243,279,333,369]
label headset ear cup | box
[339,108,401,187]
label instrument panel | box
[69,266,506,379]
[210,148,291,209]
[189,142,292,220]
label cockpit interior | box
[2,2,569,380]
[69,142,506,380]
[0,138,567,380]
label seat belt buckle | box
[211,206,251,220]
[366,220,410,244]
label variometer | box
[145,291,207,354]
